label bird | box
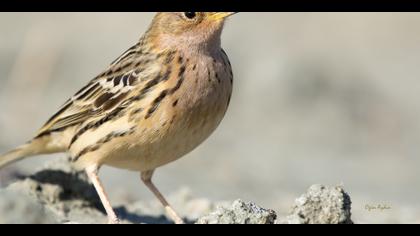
[0,12,236,224]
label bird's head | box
[147,12,237,52]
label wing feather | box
[35,46,156,138]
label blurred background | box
[1,12,420,223]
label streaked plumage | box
[0,12,236,224]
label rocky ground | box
[0,158,353,224]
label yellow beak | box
[209,12,238,21]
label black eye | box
[184,12,196,19]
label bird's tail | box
[0,143,37,169]
[0,138,57,169]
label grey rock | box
[0,158,353,224]
[5,158,108,224]
[281,184,353,224]
[0,158,215,224]
[196,199,277,224]
[0,189,57,224]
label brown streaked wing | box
[35,68,142,138]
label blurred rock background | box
[1,12,420,223]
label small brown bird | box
[0,12,236,224]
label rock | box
[196,199,277,224]
[4,158,108,224]
[0,189,57,224]
[281,184,353,224]
[0,158,218,224]
[0,158,353,224]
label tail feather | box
[0,131,71,169]
[0,143,38,169]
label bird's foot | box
[107,217,121,224]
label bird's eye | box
[184,12,197,19]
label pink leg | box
[86,165,120,224]
[141,170,184,224]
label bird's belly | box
[103,75,232,172]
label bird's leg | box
[141,170,184,224]
[85,165,120,224]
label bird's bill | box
[209,12,238,21]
